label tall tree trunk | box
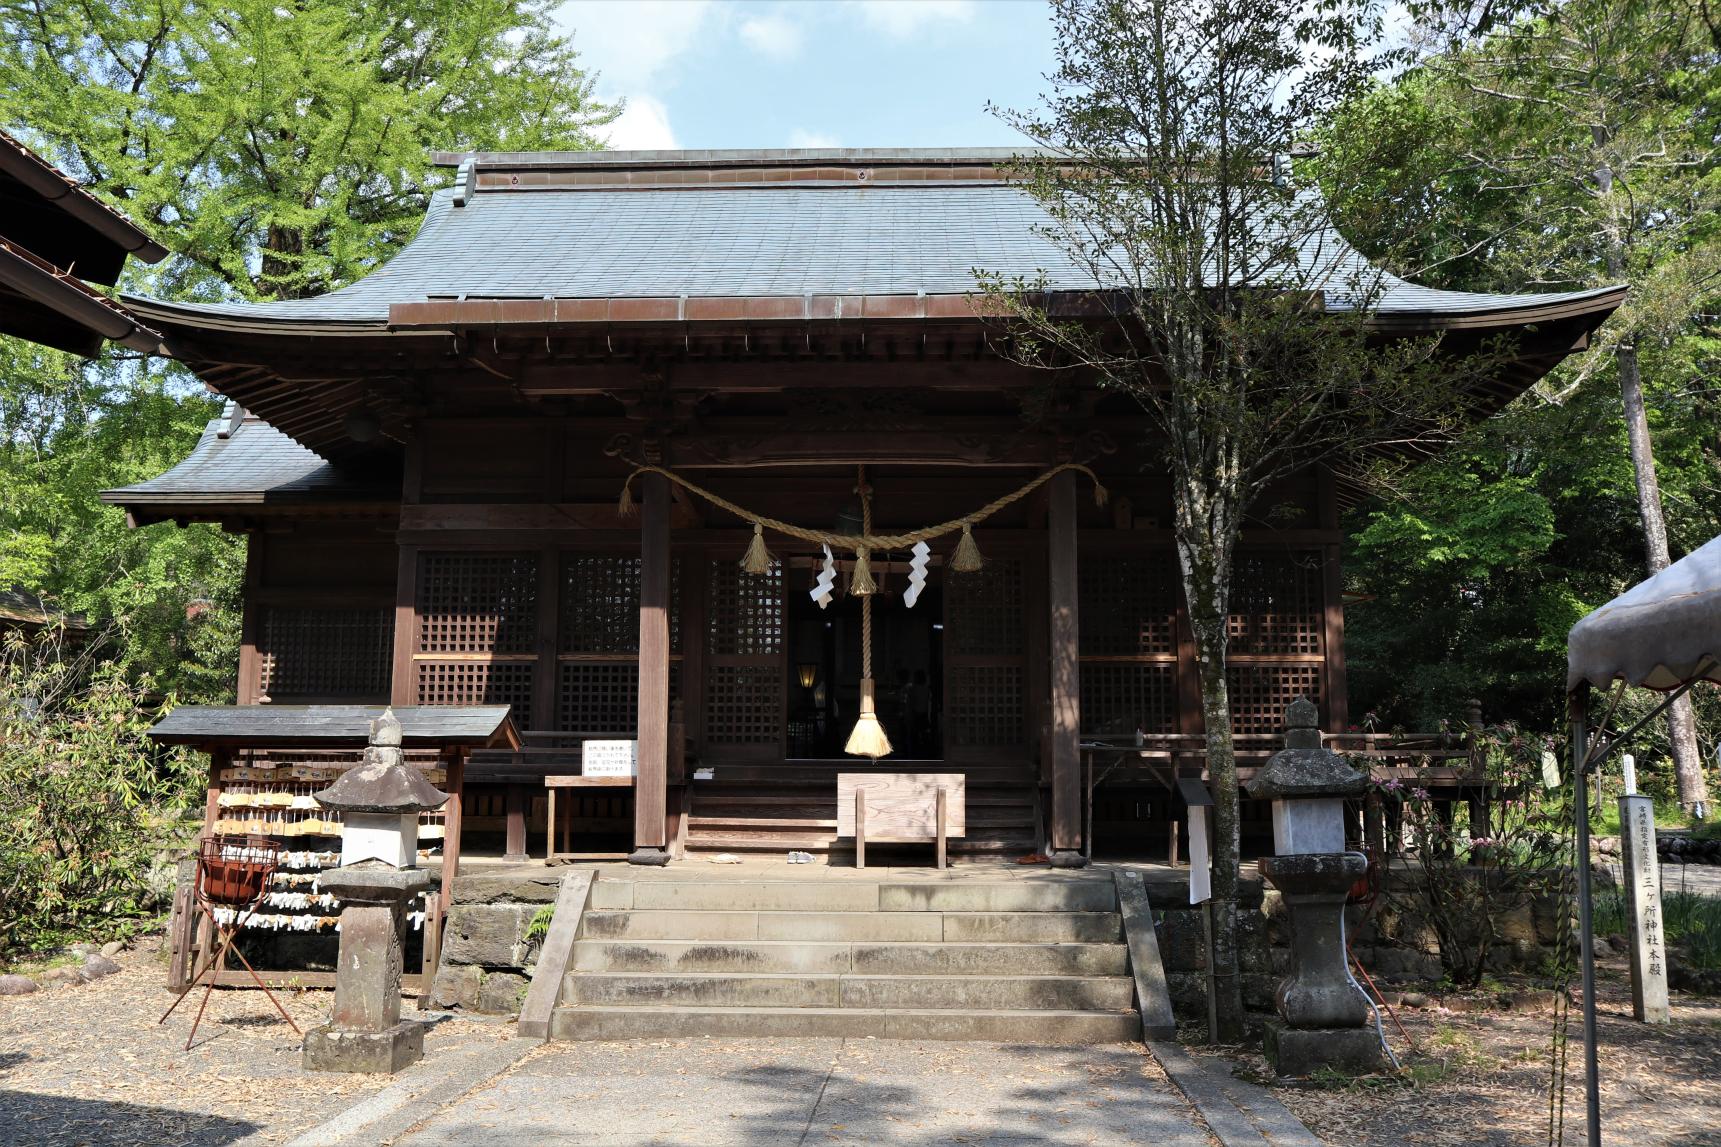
[1617,341,1709,810]
[1189,608,1248,1040]
[1174,484,1247,1042]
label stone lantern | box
[303,709,448,1073]
[1245,697,1379,1076]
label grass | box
[1592,888,1721,970]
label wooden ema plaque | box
[837,773,966,869]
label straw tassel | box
[1092,480,1109,508]
[739,522,773,575]
[950,523,985,572]
[843,673,893,759]
[849,548,877,596]
[617,477,636,518]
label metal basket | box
[196,834,284,908]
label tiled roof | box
[101,406,391,507]
[121,150,1622,327]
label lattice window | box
[1080,663,1177,736]
[1228,551,1323,656]
[946,559,1024,657]
[706,560,782,656]
[1225,664,1321,735]
[1079,553,1178,656]
[258,607,393,700]
[556,662,681,735]
[560,555,682,654]
[947,665,1024,747]
[415,661,535,726]
[705,665,781,745]
[417,553,538,654]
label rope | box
[859,466,874,681]
[619,460,1108,551]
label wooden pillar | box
[631,471,671,862]
[236,536,264,704]
[390,545,419,708]
[503,783,529,863]
[1048,471,1083,860]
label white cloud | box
[847,0,976,38]
[557,0,717,91]
[738,13,803,59]
[606,94,679,150]
[787,129,840,149]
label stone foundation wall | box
[1151,868,1571,1027]
[426,871,559,1014]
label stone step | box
[586,879,1116,914]
[579,908,1124,943]
[571,939,1130,976]
[563,971,1136,1011]
[550,1004,1141,1043]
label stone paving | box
[384,1038,1221,1147]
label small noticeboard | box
[582,740,638,777]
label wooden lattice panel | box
[1228,551,1323,656]
[706,560,783,657]
[946,559,1024,657]
[415,661,535,726]
[559,555,682,654]
[947,665,1024,747]
[704,665,782,745]
[257,606,393,700]
[1080,663,1177,736]
[1079,553,1178,656]
[416,553,538,655]
[1225,664,1321,735]
[556,662,681,735]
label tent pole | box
[1568,686,1601,1146]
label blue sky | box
[553,1,1060,151]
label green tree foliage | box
[0,0,612,699]
[1320,0,1721,804]
[0,630,200,955]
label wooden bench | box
[837,773,966,869]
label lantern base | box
[303,1020,424,1074]
[1262,1020,1382,1078]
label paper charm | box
[810,544,837,609]
[903,540,931,608]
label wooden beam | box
[1048,471,1082,855]
[632,471,671,856]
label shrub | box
[1373,723,1571,987]
[0,628,199,955]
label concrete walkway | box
[289,1035,1325,1146]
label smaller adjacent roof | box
[148,704,520,748]
[1567,536,1721,691]
[101,405,397,519]
[0,588,90,633]
[0,127,166,355]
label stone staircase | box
[548,873,1145,1042]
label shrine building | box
[102,148,1624,870]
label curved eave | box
[124,282,1629,337]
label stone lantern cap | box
[1244,697,1367,800]
[313,709,449,814]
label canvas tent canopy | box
[1568,534,1721,692]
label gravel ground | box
[1207,959,1721,1147]
[0,941,514,1147]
